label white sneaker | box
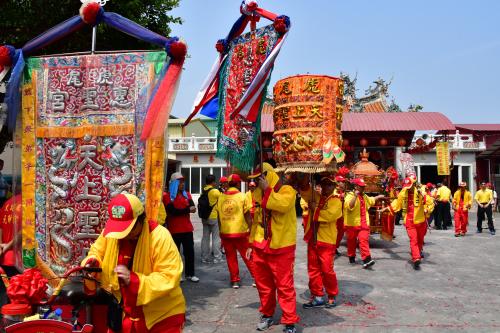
[186,276,200,283]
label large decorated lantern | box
[351,149,384,193]
[272,75,344,172]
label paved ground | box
[181,213,500,333]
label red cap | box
[486,182,492,187]
[227,174,242,183]
[103,193,144,239]
[335,175,346,182]
[248,167,262,179]
[219,176,228,183]
[351,178,366,187]
[426,182,433,188]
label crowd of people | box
[0,161,497,333]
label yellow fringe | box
[36,124,135,138]
[275,162,338,174]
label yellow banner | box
[145,138,165,222]
[436,142,450,176]
[21,73,37,268]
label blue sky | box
[169,0,500,123]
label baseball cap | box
[227,174,242,183]
[103,193,145,239]
[426,182,433,188]
[170,172,184,181]
[351,178,366,187]
[320,175,336,184]
[335,175,346,182]
[219,176,228,183]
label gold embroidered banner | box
[436,142,450,176]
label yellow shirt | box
[252,184,297,253]
[216,187,250,238]
[390,188,434,225]
[436,186,452,202]
[202,185,221,220]
[82,222,185,329]
[301,188,342,246]
[474,189,493,204]
[343,192,376,228]
[246,189,262,244]
[453,190,472,210]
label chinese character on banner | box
[436,142,450,175]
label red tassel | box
[0,46,12,67]
[141,60,184,140]
[80,2,101,24]
[169,41,187,61]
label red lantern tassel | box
[141,59,184,141]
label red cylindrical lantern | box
[416,138,424,146]
[360,138,368,147]
[379,137,388,146]
[262,137,272,148]
[398,138,407,146]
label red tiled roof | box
[362,100,386,113]
[341,112,455,132]
[261,111,455,133]
[454,124,500,132]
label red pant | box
[454,209,468,234]
[346,228,371,260]
[307,243,338,298]
[405,222,427,262]
[222,237,254,282]
[252,248,300,325]
[336,218,344,248]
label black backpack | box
[198,188,216,219]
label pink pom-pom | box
[169,41,187,61]
[80,1,101,24]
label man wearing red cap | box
[247,163,299,333]
[453,182,472,236]
[300,175,342,309]
[383,177,434,269]
[344,178,384,268]
[83,193,185,333]
[215,174,254,289]
[219,176,229,193]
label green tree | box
[0,0,182,54]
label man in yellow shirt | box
[82,193,185,333]
[247,163,299,333]
[475,182,495,235]
[435,183,452,230]
[344,178,384,269]
[383,177,434,270]
[300,175,342,309]
[216,173,254,289]
[452,182,472,236]
[200,175,223,264]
